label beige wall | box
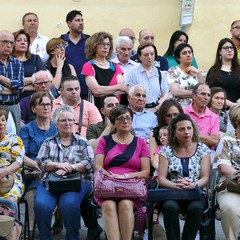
[1,0,239,70]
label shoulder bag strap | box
[78,100,84,134]
[158,69,162,93]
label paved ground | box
[19,205,226,240]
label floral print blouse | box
[0,133,25,200]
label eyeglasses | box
[34,81,51,86]
[222,46,234,51]
[36,103,52,108]
[115,116,132,123]
[55,45,66,50]
[197,92,211,97]
[99,42,111,47]
[164,113,179,119]
[0,40,15,46]
[232,25,240,30]
[58,118,75,123]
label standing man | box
[52,75,102,137]
[184,83,220,148]
[230,20,240,60]
[22,12,49,62]
[128,85,157,140]
[131,29,169,71]
[0,30,24,133]
[60,10,90,99]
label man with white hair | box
[128,85,157,141]
[112,36,139,82]
[20,70,58,125]
[0,30,24,133]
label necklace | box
[115,134,132,144]
[94,59,109,67]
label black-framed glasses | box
[0,40,15,46]
[115,116,132,123]
[222,46,234,51]
[36,103,52,108]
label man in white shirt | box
[22,12,49,62]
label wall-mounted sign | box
[180,0,195,26]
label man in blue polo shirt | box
[60,10,90,99]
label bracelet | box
[71,164,76,172]
[123,174,128,178]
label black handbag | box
[48,171,82,192]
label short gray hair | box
[52,105,75,124]
[32,70,53,84]
[128,85,145,97]
[115,36,133,49]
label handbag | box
[215,170,240,193]
[47,171,82,192]
[94,170,148,201]
[0,175,14,194]
[24,167,41,181]
[147,187,203,203]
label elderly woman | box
[34,105,94,240]
[95,105,150,240]
[45,38,76,90]
[149,99,183,166]
[214,105,240,240]
[167,43,205,108]
[164,30,198,68]
[206,38,240,108]
[81,31,127,110]
[12,29,46,99]
[0,106,25,239]
[127,43,169,113]
[158,113,210,240]
[19,91,58,232]
[208,87,234,134]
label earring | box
[219,55,222,61]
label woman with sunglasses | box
[12,29,46,99]
[206,38,240,108]
[45,38,76,90]
[94,105,150,240]
[158,113,210,240]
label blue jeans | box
[34,181,92,240]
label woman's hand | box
[108,172,126,179]
[176,177,191,188]
[186,66,200,75]
[55,54,65,70]
[57,162,72,173]
[55,169,68,176]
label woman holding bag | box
[34,105,94,240]
[158,113,210,240]
[94,105,150,240]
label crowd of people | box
[0,8,239,240]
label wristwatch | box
[71,164,77,172]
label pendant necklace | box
[115,134,132,144]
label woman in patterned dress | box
[0,106,25,239]
[158,113,210,240]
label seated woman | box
[0,106,25,239]
[164,30,198,68]
[167,43,205,108]
[149,99,183,166]
[208,87,234,135]
[19,91,58,232]
[94,105,150,240]
[12,29,46,99]
[206,38,240,108]
[34,105,94,240]
[45,38,76,90]
[158,113,210,240]
[214,105,240,240]
[82,32,127,110]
